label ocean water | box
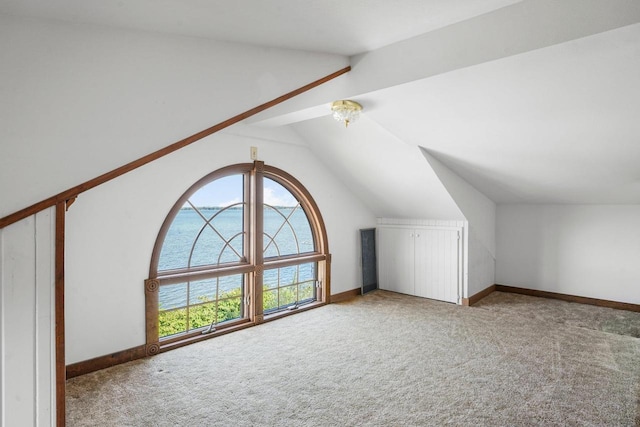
[158,205,316,310]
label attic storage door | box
[377,226,459,303]
[413,228,459,303]
[377,227,415,295]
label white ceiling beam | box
[247,0,640,127]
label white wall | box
[496,204,640,304]
[66,126,376,364]
[0,209,56,427]
[0,15,348,218]
[468,231,496,296]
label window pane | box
[299,281,315,301]
[279,265,297,285]
[158,174,245,271]
[159,308,187,337]
[263,263,317,314]
[263,269,279,289]
[190,223,244,267]
[158,209,206,271]
[263,178,315,258]
[289,209,314,253]
[189,278,216,305]
[217,296,242,323]
[263,289,279,312]
[219,275,243,296]
[159,283,187,310]
[299,262,316,282]
[159,274,245,338]
[217,233,244,265]
[279,284,297,307]
[189,225,225,267]
[189,175,244,210]
[189,302,217,330]
[187,297,242,331]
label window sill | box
[262,300,326,323]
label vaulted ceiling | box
[0,0,521,55]
[3,0,639,207]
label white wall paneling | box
[377,224,461,304]
[422,150,496,297]
[415,228,460,303]
[377,227,415,296]
[0,208,56,427]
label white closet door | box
[377,227,415,295]
[415,229,458,303]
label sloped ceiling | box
[249,1,640,206]
[291,115,464,220]
[0,0,521,56]
[2,0,639,216]
[366,23,640,204]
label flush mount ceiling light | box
[331,100,362,127]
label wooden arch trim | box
[146,161,331,351]
[262,164,330,255]
[148,162,331,277]
[148,163,253,278]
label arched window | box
[144,162,330,354]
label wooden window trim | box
[156,263,256,286]
[146,161,330,354]
[148,163,253,277]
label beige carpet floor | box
[66,290,640,426]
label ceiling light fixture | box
[331,100,362,127]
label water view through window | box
[156,172,318,338]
